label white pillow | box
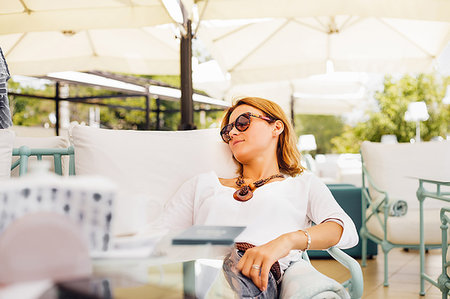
[70,125,237,235]
[0,130,14,180]
[361,141,450,210]
[12,136,70,177]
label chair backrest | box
[0,129,14,180]
[361,141,450,210]
[70,125,237,235]
[0,212,91,284]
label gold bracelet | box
[299,230,311,251]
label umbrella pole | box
[55,81,60,136]
[145,91,151,130]
[179,19,196,130]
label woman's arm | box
[285,221,343,251]
[236,221,343,292]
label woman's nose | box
[229,125,239,139]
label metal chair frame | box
[360,155,441,287]
[11,145,75,176]
[416,179,450,297]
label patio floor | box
[311,247,444,298]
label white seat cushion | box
[0,129,14,180]
[12,136,70,176]
[366,208,446,245]
[70,125,237,236]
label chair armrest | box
[327,246,363,299]
[361,164,392,215]
[362,165,388,198]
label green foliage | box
[8,80,56,127]
[331,74,450,153]
[294,114,345,154]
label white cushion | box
[12,136,70,177]
[0,130,14,180]
[70,125,237,236]
[280,259,350,298]
[361,141,450,210]
[366,209,446,244]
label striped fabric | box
[0,47,12,129]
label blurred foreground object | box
[0,47,12,129]
[0,212,92,284]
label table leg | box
[183,261,196,299]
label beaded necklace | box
[233,173,284,202]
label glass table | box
[92,242,232,298]
[35,233,233,299]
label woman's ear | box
[273,120,284,137]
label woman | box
[163,97,358,298]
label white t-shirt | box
[163,171,358,270]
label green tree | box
[331,74,450,153]
[8,80,56,127]
[294,114,345,154]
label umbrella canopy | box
[198,16,450,84]
[0,0,172,34]
[195,0,450,23]
[0,1,185,76]
[1,26,180,76]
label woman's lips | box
[232,140,244,146]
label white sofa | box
[69,125,237,236]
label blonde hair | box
[220,97,305,177]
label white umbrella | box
[1,26,180,76]
[0,1,187,76]
[198,16,450,84]
[215,74,369,115]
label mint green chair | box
[11,145,75,176]
[360,141,450,287]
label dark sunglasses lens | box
[235,114,250,131]
[220,124,233,142]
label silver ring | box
[251,264,261,270]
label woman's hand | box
[236,234,294,292]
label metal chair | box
[360,141,450,287]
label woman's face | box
[227,105,278,164]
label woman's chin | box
[232,152,252,165]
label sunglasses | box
[220,112,275,143]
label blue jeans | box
[222,249,279,299]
